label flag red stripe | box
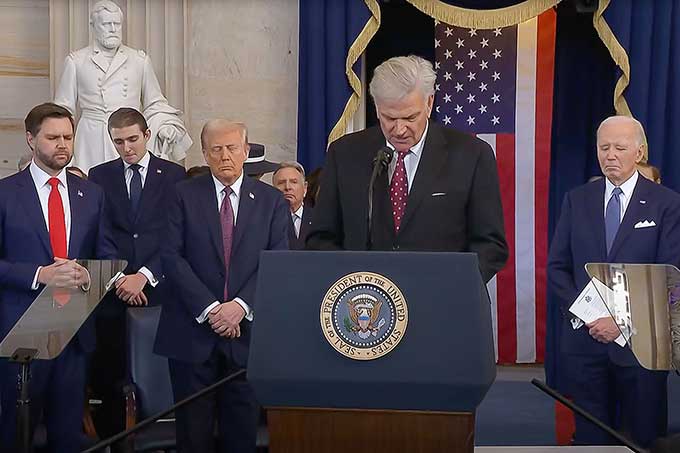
[495,133,517,363]
[533,10,556,362]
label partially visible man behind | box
[155,120,289,452]
[0,103,116,452]
[272,161,314,249]
[88,107,185,436]
[548,116,680,447]
[306,55,508,282]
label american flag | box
[434,10,556,363]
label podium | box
[248,251,496,453]
[0,259,126,452]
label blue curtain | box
[297,0,371,173]
[604,0,680,190]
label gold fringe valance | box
[328,0,381,146]
[406,0,561,29]
[593,0,649,160]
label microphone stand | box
[82,369,246,453]
[531,379,646,453]
[367,147,393,250]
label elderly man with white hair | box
[548,115,680,448]
[307,54,508,283]
[54,0,192,173]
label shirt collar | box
[293,204,304,219]
[123,151,151,171]
[605,170,638,200]
[212,171,244,199]
[385,120,429,158]
[29,160,68,189]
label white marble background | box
[0,0,299,177]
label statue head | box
[90,1,123,50]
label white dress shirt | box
[196,172,254,324]
[386,120,429,193]
[604,171,639,221]
[29,161,72,289]
[123,151,158,287]
[292,204,304,238]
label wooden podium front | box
[267,408,475,453]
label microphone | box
[367,146,393,250]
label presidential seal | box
[320,271,408,360]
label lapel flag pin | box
[157,169,162,174]
[640,200,646,204]
[77,190,84,197]
[249,192,255,200]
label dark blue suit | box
[548,174,680,447]
[0,168,116,452]
[88,153,185,436]
[155,173,289,453]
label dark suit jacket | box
[0,168,117,352]
[154,173,289,366]
[548,175,680,363]
[89,153,185,305]
[289,204,314,250]
[306,123,508,282]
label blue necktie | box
[129,164,142,217]
[605,187,623,253]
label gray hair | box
[369,55,437,104]
[597,115,646,148]
[274,161,306,179]
[90,1,123,25]
[200,120,248,150]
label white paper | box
[569,278,627,347]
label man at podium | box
[306,55,508,282]
[0,103,117,452]
[548,115,680,447]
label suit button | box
[392,244,400,251]
[133,233,139,239]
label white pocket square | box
[431,192,446,197]
[634,220,656,229]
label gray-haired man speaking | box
[306,55,508,282]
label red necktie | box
[48,178,69,306]
[48,178,67,258]
[389,150,409,233]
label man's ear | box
[144,128,152,141]
[26,132,35,151]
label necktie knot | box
[611,187,622,198]
[48,177,60,189]
[130,163,141,173]
[395,149,409,160]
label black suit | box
[306,123,508,282]
[88,153,185,436]
[288,204,314,250]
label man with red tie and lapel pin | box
[0,102,116,452]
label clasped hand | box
[38,258,90,288]
[587,317,620,343]
[208,301,245,339]
[115,273,149,306]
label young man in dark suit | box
[306,55,508,283]
[548,116,680,448]
[88,107,185,436]
[155,119,289,452]
[0,103,116,452]
[272,161,314,249]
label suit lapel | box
[585,180,607,260]
[90,51,109,74]
[232,177,255,254]
[608,177,648,260]
[103,48,128,82]
[398,125,448,234]
[17,169,52,256]
[197,175,225,268]
[67,175,85,258]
